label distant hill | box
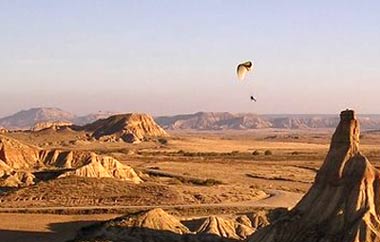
[0,108,76,130]
[3,108,380,131]
[156,112,380,130]
[0,108,114,130]
[155,112,271,130]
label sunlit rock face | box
[83,113,168,143]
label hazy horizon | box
[3,106,380,119]
[1,1,380,117]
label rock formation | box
[0,151,36,188]
[75,208,190,242]
[249,110,380,242]
[83,113,168,143]
[197,216,255,240]
[39,150,106,169]
[72,208,261,242]
[0,170,35,188]
[0,135,41,169]
[58,152,143,184]
[32,120,73,131]
[0,135,142,185]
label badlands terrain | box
[1,108,380,241]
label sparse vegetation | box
[252,150,260,156]
[264,150,273,156]
[146,169,223,187]
[158,138,169,145]
[172,177,222,186]
[231,150,240,155]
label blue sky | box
[1,0,380,116]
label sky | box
[1,0,380,117]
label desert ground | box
[1,117,380,241]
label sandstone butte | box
[250,110,380,242]
[82,113,168,143]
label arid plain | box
[1,110,380,242]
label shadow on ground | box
[0,220,99,242]
[72,225,242,242]
[0,220,243,242]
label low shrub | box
[252,150,260,156]
[264,150,273,156]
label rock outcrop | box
[32,120,73,131]
[0,157,36,188]
[83,113,168,143]
[249,110,380,242]
[197,216,255,240]
[0,136,142,185]
[71,208,273,242]
[75,208,190,242]
[58,152,143,184]
[0,170,35,188]
[0,135,41,169]
[39,150,95,168]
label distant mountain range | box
[0,108,114,130]
[155,112,380,131]
[2,108,380,131]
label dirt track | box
[0,190,302,213]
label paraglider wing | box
[236,61,253,81]
[236,60,257,102]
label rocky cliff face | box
[249,110,380,242]
[83,113,168,143]
[0,135,41,169]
